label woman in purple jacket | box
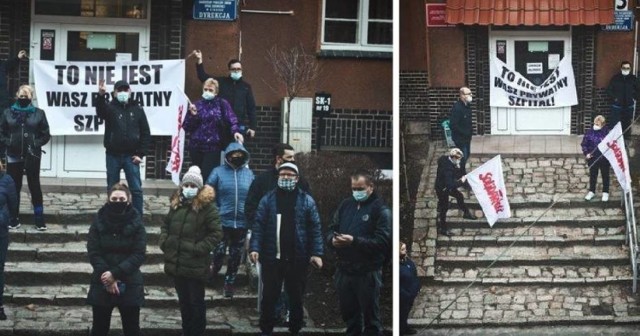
[183,78,244,180]
[580,115,610,202]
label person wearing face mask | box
[581,115,611,201]
[399,241,420,336]
[205,142,254,297]
[449,87,474,176]
[434,148,477,237]
[606,61,640,141]
[96,80,151,217]
[194,50,257,139]
[86,183,146,336]
[249,162,323,336]
[326,170,391,336]
[183,78,244,181]
[159,165,222,336]
[0,84,50,231]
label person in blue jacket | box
[400,241,421,335]
[249,162,323,336]
[206,142,254,297]
[0,161,17,320]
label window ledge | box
[317,49,392,60]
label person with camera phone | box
[86,183,147,336]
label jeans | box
[588,157,610,193]
[260,259,307,334]
[106,153,143,216]
[7,157,43,215]
[174,276,206,336]
[190,150,221,183]
[0,230,8,306]
[610,104,634,140]
[91,305,140,336]
[212,227,247,284]
[335,269,383,336]
[436,187,468,229]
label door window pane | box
[35,0,146,19]
[67,31,139,61]
[514,40,564,86]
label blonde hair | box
[15,85,34,99]
[202,78,219,94]
[594,115,605,125]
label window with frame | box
[322,0,392,52]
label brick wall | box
[571,26,596,135]
[427,88,459,139]
[399,71,429,121]
[0,0,30,96]
[467,26,490,136]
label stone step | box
[437,225,626,246]
[11,224,162,244]
[4,262,251,287]
[409,284,640,327]
[16,213,166,226]
[440,215,625,229]
[3,285,256,308]
[435,245,629,267]
[433,265,634,285]
[7,242,165,264]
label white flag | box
[466,155,511,227]
[165,90,190,185]
[597,122,631,192]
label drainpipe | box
[634,20,638,122]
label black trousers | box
[91,305,140,336]
[588,157,610,193]
[189,150,221,183]
[174,276,206,336]
[260,259,307,334]
[212,227,247,283]
[7,157,43,211]
[399,300,415,334]
[436,187,468,230]
[335,269,383,336]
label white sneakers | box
[585,191,609,201]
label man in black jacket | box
[326,170,391,336]
[400,241,420,335]
[606,61,640,140]
[435,148,477,237]
[96,80,151,217]
[450,87,474,175]
[194,50,257,138]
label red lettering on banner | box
[607,141,625,172]
[170,105,184,172]
[479,172,505,213]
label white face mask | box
[116,92,129,103]
[182,187,198,199]
[202,91,215,100]
[593,125,602,131]
[622,69,631,76]
[466,96,473,103]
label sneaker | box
[35,222,47,231]
[223,283,234,298]
[585,191,595,201]
[0,307,6,320]
[602,193,609,202]
[8,220,20,230]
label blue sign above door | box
[602,10,634,32]
[193,0,237,21]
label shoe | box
[585,191,595,201]
[223,283,234,298]
[35,221,47,231]
[463,211,478,220]
[34,205,46,231]
[439,230,453,237]
[602,192,609,202]
[0,307,6,320]
[8,219,20,230]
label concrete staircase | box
[409,149,640,330]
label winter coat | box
[449,99,473,145]
[434,155,465,193]
[326,192,391,274]
[206,142,254,229]
[581,126,610,161]
[196,63,257,130]
[159,185,222,281]
[95,93,151,158]
[0,172,17,234]
[0,57,19,109]
[249,188,323,263]
[86,204,147,307]
[606,73,640,107]
[400,256,421,305]
[182,96,240,152]
[245,167,311,231]
[0,104,51,160]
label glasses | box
[462,92,473,96]
[109,197,127,202]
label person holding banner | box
[0,84,50,231]
[449,87,474,176]
[434,148,477,236]
[581,115,611,202]
[194,50,257,139]
[96,80,150,218]
[183,78,244,181]
[606,61,640,141]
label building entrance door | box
[489,29,572,135]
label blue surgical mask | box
[202,91,215,100]
[230,71,242,81]
[182,187,198,199]
[116,92,129,103]
[352,190,369,202]
[278,178,296,191]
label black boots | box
[463,210,478,220]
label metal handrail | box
[623,189,638,293]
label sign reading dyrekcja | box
[490,56,578,108]
[33,60,185,136]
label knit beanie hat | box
[181,166,204,188]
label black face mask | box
[107,202,128,214]
[229,156,244,167]
[17,98,31,108]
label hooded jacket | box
[0,104,51,160]
[182,96,240,152]
[86,204,147,307]
[159,185,222,281]
[206,142,254,229]
[95,93,151,158]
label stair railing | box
[623,189,638,293]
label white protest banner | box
[490,56,578,108]
[598,122,631,192]
[166,90,191,185]
[466,155,511,227]
[33,60,185,135]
